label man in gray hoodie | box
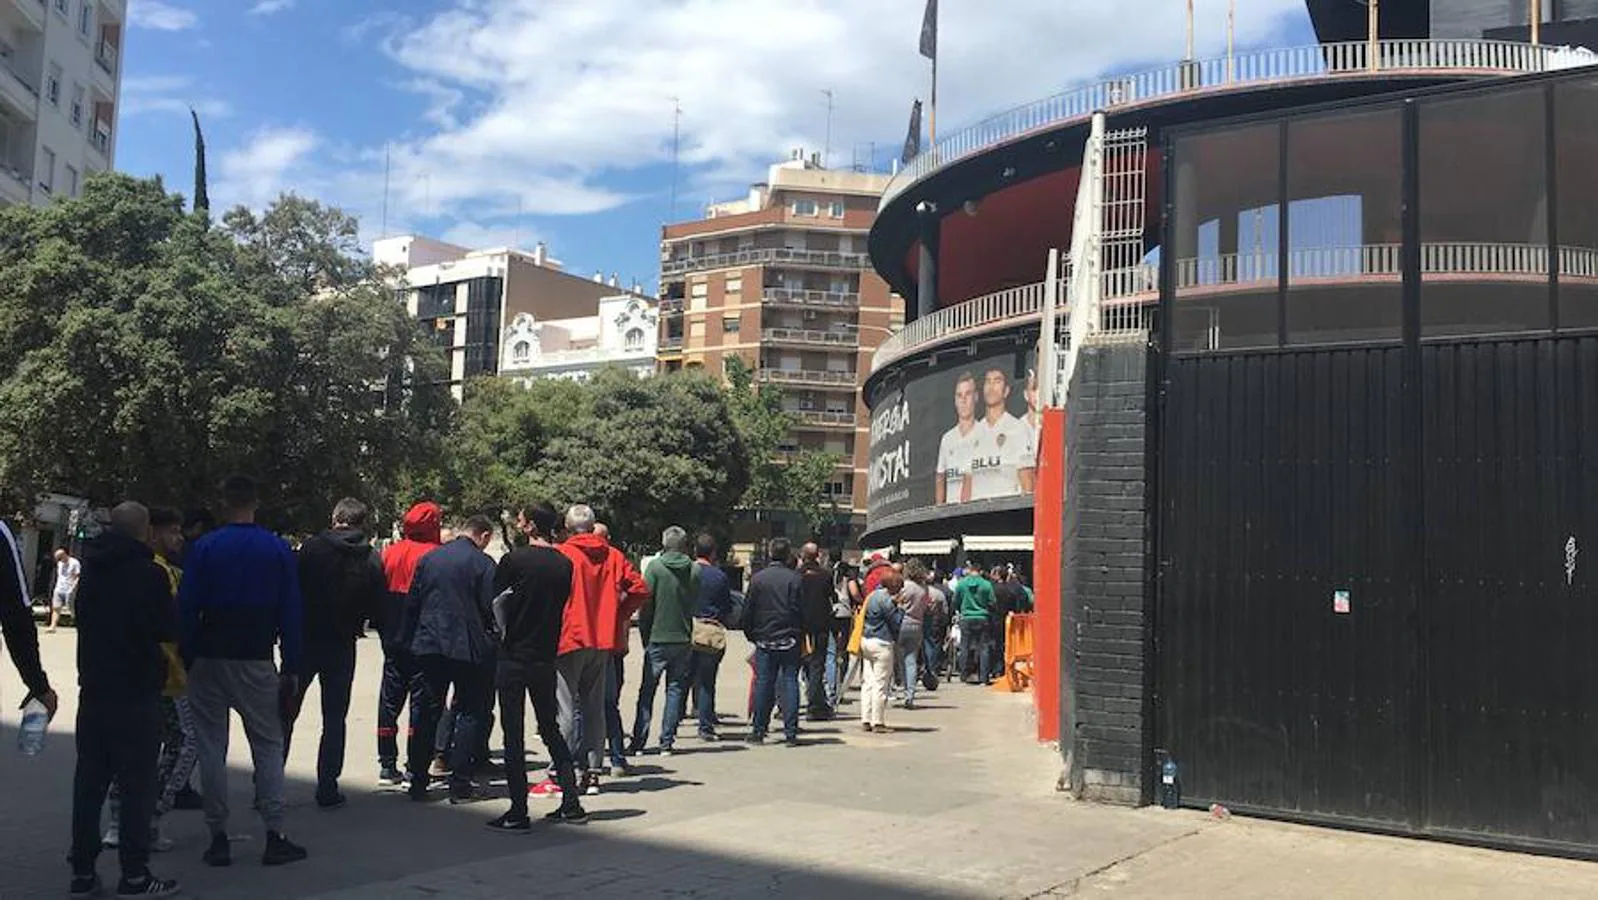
[631,526,700,755]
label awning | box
[962,534,1035,552]
[862,545,896,560]
[899,538,958,556]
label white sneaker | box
[102,826,119,849]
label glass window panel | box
[1555,78,1598,330]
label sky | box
[116,0,1316,292]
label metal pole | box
[1368,0,1380,72]
[1041,248,1060,408]
[669,98,682,220]
[1531,0,1542,45]
[1185,0,1195,61]
[1227,0,1236,82]
[821,89,834,169]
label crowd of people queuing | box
[0,475,1035,899]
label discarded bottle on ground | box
[18,697,48,757]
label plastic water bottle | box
[1160,757,1181,809]
[17,698,48,757]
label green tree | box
[722,356,842,538]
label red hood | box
[556,532,651,655]
[564,531,613,562]
[401,502,442,543]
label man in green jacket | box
[954,565,997,685]
[630,526,700,755]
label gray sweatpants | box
[187,659,287,834]
[554,648,609,774]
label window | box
[78,1,92,37]
[690,282,708,297]
[793,199,818,216]
[511,340,531,363]
[725,276,742,294]
[38,147,54,194]
[688,321,706,339]
[46,64,61,107]
[623,328,644,351]
[64,165,78,197]
[70,84,83,129]
[829,201,846,218]
[54,0,67,17]
[722,317,740,334]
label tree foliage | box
[0,174,451,532]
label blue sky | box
[117,0,1314,291]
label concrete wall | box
[1061,338,1150,806]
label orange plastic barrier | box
[992,613,1035,693]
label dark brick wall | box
[1060,339,1150,806]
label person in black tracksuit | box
[485,501,586,831]
[798,543,836,720]
[283,498,387,809]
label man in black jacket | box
[745,538,805,746]
[0,519,55,730]
[68,502,180,899]
[401,515,497,804]
[283,497,386,810]
[797,543,835,721]
[486,501,586,832]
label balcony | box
[89,120,111,156]
[790,409,857,429]
[95,39,116,76]
[661,247,871,277]
[761,327,858,349]
[762,287,860,310]
[6,0,44,31]
[659,335,684,351]
[757,368,858,388]
[0,162,29,205]
[0,63,38,122]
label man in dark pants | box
[486,502,587,831]
[990,565,1027,682]
[745,538,806,746]
[797,543,835,720]
[284,497,386,808]
[954,564,996,685]
[68,502,180,898]
[689,534,732,741]
[401,515,497,804]
[378,502,442,787]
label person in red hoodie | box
[529,504,649,799]
[376,502,442,787]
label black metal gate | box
[1155,336,1598,851]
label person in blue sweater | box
[178,475,308,869]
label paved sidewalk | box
[5,628,1598,898]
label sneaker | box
[783,736,801,748]
[377,766,406,789]
[861,722,873,733]
[746,733,767,745]
[115,872,179,897]
[428,757,451,779]
[486,811,532,834]
[582,772,601,796]
[449,783,488,806]
[201,832,231,868]
[172,787,203,811]
[102,825,120,850]
[873,724,895,734]
[261,831,307,867]
[698,731,720,742]
[608,759,634,776]
[528,778,563,799]
[658,745,675,758]
[543,803,590,824]
[149,826,174,854]
[69,872,101,899]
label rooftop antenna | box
[670,97,682,221]
[821,88,835,169]
[380,143,390,238]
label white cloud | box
[438,220,542,252]
[250,0,296,15]
[121,75,231,119]
[127,0,198,31]
[217,126,319,210]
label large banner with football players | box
[868,337,1043,521]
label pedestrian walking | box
[689,534,732,741]
[283,497,386,809]
[897,560,933,708]
[631,526,700,756]
[68,502,181,898]
[487,502,587,831]
[48,546,81,632]
[377,501,442,787]
[798,543,835,720]
[859,570,906,733]
[180,475,308,868]
[745,538,805,747]
[954,564,997,685]
[400,515,498,804]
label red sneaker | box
[528,778,563,799]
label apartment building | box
[500,293,659,385]
[657,153,903,544]
[375,234,649,399]
[0,0,124,207]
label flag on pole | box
[901,99,924,164]
[919,0,938,60]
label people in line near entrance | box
[48,546,81,633]
[180,475,309,869]
[690,533,733,741]
[937,371,981,505]
[400,515,497,805]
[284,498,386,810]
[924,569,952,682]
[798,543,836,720]
[1,517,58,734]
[897,560,932,709]
[859,570,905,733]
[595,522,638,776]
[487,501,587,832]
[827,561,860,708]
[377,501,442,788]
[68,501,182,899]
[970,367,1038,501]
[631,526,700,755]
[989,565,1018,682]
[1009,568,1036,612]
[862,553,892,597]
[746,538,805,746]
[532,505,649,800]
[954,563,997,685]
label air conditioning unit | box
[804,310,820,321]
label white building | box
[500,294,659,384]
[0,0,125,207]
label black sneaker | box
[115,871,179,897]
[315,790,347,810]
[449,783,488,805]
[201,832,230,868]
[172,787,203,811]
[698,731,721,742]
[69,872,101,899]
[486,811,532,834]
[261,832,307,867]
[377,766,405,789]
[543,803,589,823]
[783,736,801,748]
[746,733,766,745]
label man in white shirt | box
[968,367,1037,501]
[49,547,81,633]
[935,372,982,505]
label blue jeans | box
[632,643,693,750]
[751,645,802,741]
[691,648,724,736]
[605,652,628,766]
[923,631,943,683]
[898,629,923,704]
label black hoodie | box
[296,529,386,654]
[75,530,176,700]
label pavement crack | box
[1025,824,1209,897]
